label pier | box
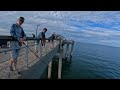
[0,36,74,79]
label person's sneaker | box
[10,66,13,71]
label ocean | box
[41,42,120,79]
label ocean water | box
[41,42,120,79]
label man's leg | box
[52,41,54,48]
[13,49,20,71]
[44,41,46,52]
[43,40,45,48]
[13,59,17,70]
[50,41,53,48]
[41,40,43,46]
[9,58,14,71]
[10,50,16,71]
[13,58,21,74]
[38,44,42,57]
[35,45,38,54]
[42,39,46,52]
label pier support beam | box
[70,42,74,58]
[62,46,64,59]
[48,60,52,79]
[25,41,28,68]
[65,44,69,59]
[38,44,42,58]
[34,41,38,59]
[35,41,37,52]
[58,49,63,79]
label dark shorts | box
[41,38,45,46]
[10,49,20,60]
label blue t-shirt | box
[37,32,45,44]
[10,24,26,49]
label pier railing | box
[0,36,61,79]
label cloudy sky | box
[0,11,120,47]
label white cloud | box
[0,28,10,35]
[0,11,120,47]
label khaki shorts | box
[10,49,20,60]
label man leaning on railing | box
[48,32,57,48]
[9,17,26,74]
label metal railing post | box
[35,41,37,52]
[25,41,28,68]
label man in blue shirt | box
[10,17,26,72]
[37,28,47,47]
[35,28,47,56]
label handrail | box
[0,44,35,53]
[0,36,62,41]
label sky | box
[0,11,120,47]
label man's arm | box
[22,29,26,41]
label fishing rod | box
[20,29,51,67]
